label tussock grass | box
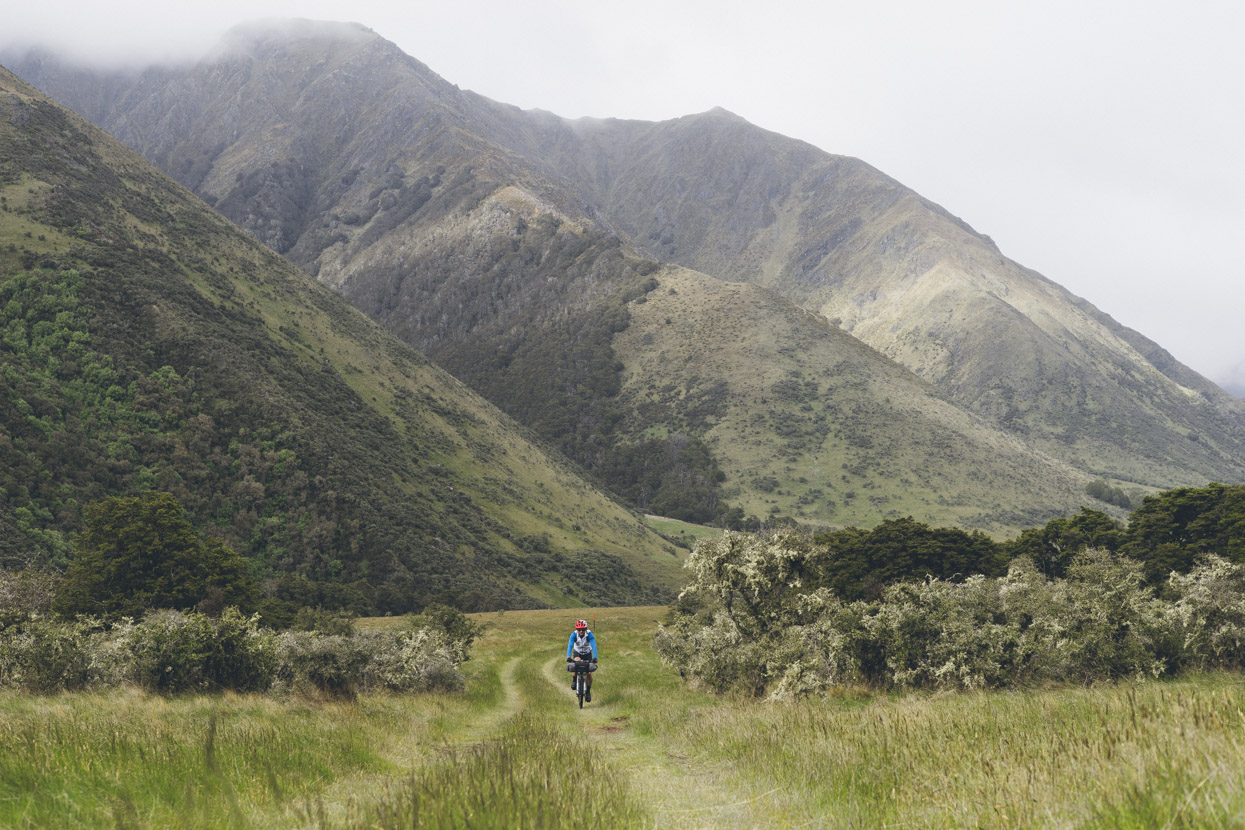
[345,712,644,829]
[626,668,1245,827]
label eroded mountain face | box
[8,20,1242,534]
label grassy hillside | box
[4,606,1244,828]
[0,66,681,611]
[614,268,1093,534]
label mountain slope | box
[0,64,680,611]
[9,21,1240,531]
[500,108,1245,489]
[8,25,709,511]
[613,267,1090,531]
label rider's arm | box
[566,632,575,659]
[589,630,598,660]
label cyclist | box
[566,618,597,701]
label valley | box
[1,14,1242,830]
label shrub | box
[115,608,276,693]
[657,530,1245,698]
[1042,549,1171,682]
[0,609,471,696]
[273,630,369,698]
[291,606,358,635]
[767,598,869,698]
[359,628,465,693]
[0,568,60,626]
[273,627,465,697]
[406,603,482,662]
[0,614,105,692]
[654,610,769,695]
[1165,555,1245,670]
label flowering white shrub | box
[0,608,469,696]
[656,530,1245,698]
[273,628,465,697]
[272,630,368,697]
[0,614,106,692]
[654,610,768,695]
[1166,556,1245,670]
[768,599,869,699]
[359,628,465,693]
[114,608,277,693]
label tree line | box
[803,482,1244,601]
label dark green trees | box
[1122,483,1245,581]
[55,492,255,618]
[813,518,1006,601]
[1085,479,1132,508]
[1001,508,1125,578]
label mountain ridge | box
[505,93,1245,487]
[6,20,1241,533]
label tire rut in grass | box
[536,641,781,827]
[457,655,524,745]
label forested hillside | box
[0,66,680,613]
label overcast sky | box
[5,0,1243,394]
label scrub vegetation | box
[656,483,1245,696]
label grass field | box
[4,607,1244,828]
[642,514,724,546]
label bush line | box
[0,607,470,696]
[657,529,1245,697]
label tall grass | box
[343,712,645,829]
[0,691,390,828]
[0,659,506,830]
[627,673,1245,827]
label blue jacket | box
[567,629,597,660]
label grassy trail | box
[339,606,781,827]
[446,607,1245,829]
[535,641,773,827]
[472,608,830,828]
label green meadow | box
[4,607,1244,828]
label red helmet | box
[575,619,588,630]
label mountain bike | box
[569,656,596,708]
